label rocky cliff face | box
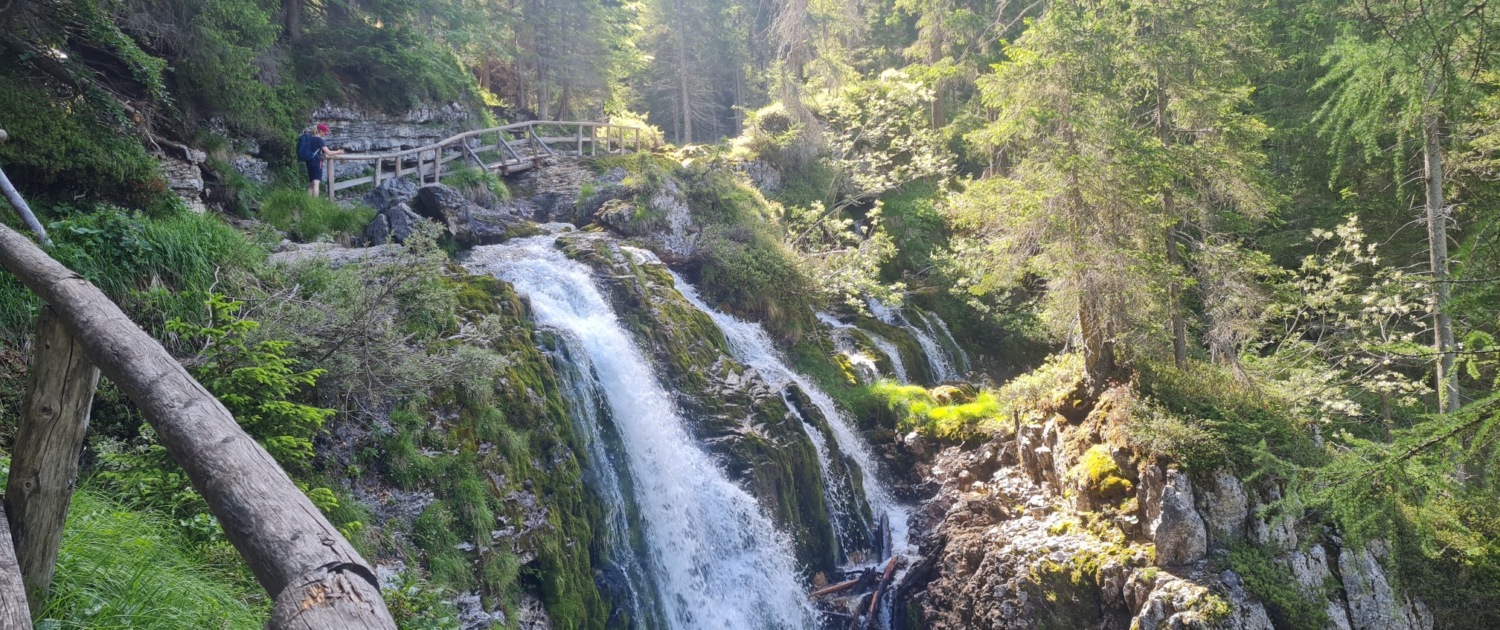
[897,387,1434,630]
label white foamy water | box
[678,275,912,561]
[467,236,816,630]
[869,299,960,383]
[817,312,909,384]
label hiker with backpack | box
[297,124,345,197]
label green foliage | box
[382,569,463,630]
[0,70,169,208]
[870,380,1001,440]
[35,491,265,630]
[168,294,334,469]
[1226,543,1329,630]
[258,188,375,242]
[0,206,268,341]
[295,26,477,113]
[1137,362,1325,477]
[444,165,511,207]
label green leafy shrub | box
[0,65,171,209]
[871,380,1002,440]
[168,294,334,469]
[258,188,375,242]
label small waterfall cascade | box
[466,235,817,630]
[542,333,664,628]
[911,307,971,376]
[674,275,913,563]
[868,299,963,383]
[817,313,910,384]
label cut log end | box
[267,564,394,630]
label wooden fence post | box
[0,502,30,629]
[0,223,397,629]
[6,306,98,609]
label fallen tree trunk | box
[0,223,395,628]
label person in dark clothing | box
[297,123,345,197]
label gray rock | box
[1196,469,1249,545]
[364,176,421,213]
[159,157,206,214]
[1339,541,1433,630]
[1139,464,1166,537]
[312,101,475,154]
[1220,570,1276,630]
[415,184,506,247]
[386,202,424,243]
[365,213,391,245]
[1153,468,1207,565]
[228,154,270,185]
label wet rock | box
[365,202,428,245]
[514,592,553,630]
[1196,469,1249,545]
[1153,468,1207,566]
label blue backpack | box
[296,133,319,162]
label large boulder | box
[414,184,506,247]
[364,176,421,213]
[1152,468,1207,565]
[1195,469,1249,545]
[365,202,426,245]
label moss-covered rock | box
[556,232,847,574]
[374,272,614,628]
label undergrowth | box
[258,188,374,242]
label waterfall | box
[817,313,910,384]
[912,307,971,376]
[467,236,817,630]
[868,299,961,383]
[543,333,665,628]
[675,275,912,563]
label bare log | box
[6,306,98,609]
[810,577,860,598]
[0,502,31,629]
[864,556,902,630]
[0,222,396,628]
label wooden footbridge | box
[324,120,653,199]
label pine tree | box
[1314,0,1499,412]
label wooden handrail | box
[0,223,396,628]
[324,120,654,199]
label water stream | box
[674,275,912,563]
[868,299,962,383]
[466,235,817,630]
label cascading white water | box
[817,313,910,384]
[466,236,817,630]
[869,299,960,383]
[544,334,664,628]
[911,307,971,377]
[677,275,912,561]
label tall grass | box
[36,491,266,630]
[258,188,374,242]
[0,207,269,340]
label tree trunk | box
[1424,114,1457,413]
[1155,71,1187,370]
[7,307,98,610]
[1166,218,1187,369]
[0,223,396,628]
[1062,121,1113,386]
[283,0,302,41]
[674,10,693,145]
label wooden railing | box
[325,120,652,199]
[0,126,396,628]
